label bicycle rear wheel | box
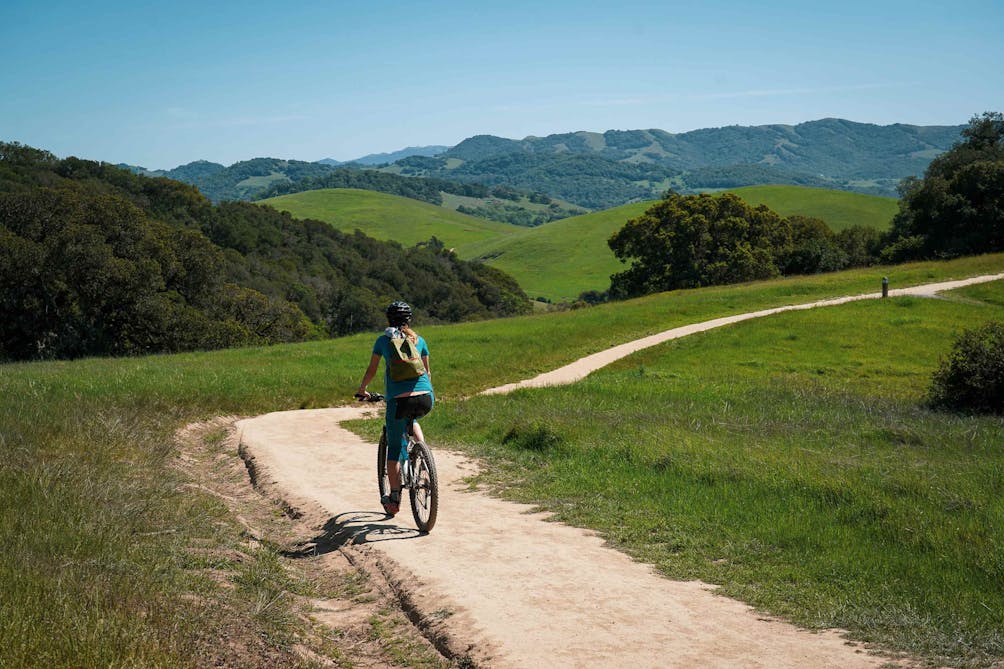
[408,439,439,533]
[377,428,390,499]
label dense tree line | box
[254,166,498,205]
[882,112,1004,261]
[679,164,870,193]
[158,157,337,202]
[0,143,530,361]
[444,153,679,209]
[456,200,584,227]
[606,192,881,298]
[138,157,498,205]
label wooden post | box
[882,277,889,298]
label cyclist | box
[356,301,434,516]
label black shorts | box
[393,393,433,420]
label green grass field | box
[456,201,654,301]
[3,254,1003,667]
[726,185,899,232]
[260,188,518,249]
[421,279,1004,667]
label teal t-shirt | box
[372,330,433,398]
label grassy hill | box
[260,188,518,248]
[261,185,899,303]
[457,202,653,301]
[457,185,898,301]
[726,185,898,231]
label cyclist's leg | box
[383,398,408,513]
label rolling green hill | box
[260,188,519,248]
[457,202,653,301]
[262,185,899,303]
[726,185,898,231]
[458,186,899,301]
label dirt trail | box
[237,274,1002,668]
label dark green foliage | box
[0,142,531,361]
[681,164,841,191]
[606,194,885,299]
[577,290,609,305]
[835,225,883,268]
[254,165,497,205]
[502,421,564,453]
[883,111,1004,261]
[447,153,677,209]
[444,134,527,162]
[456,199,585,227]
[156,156,494,205]
[779,215,848,275]
[256,166,442,204]
[608,193,791,298]
[0,186,259,360]
[395,155,449,174]
[929,321,1004,414]
[491,185,521,201]
[170,157,334,202]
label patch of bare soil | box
[175,417,467,668]
[236,408,894,669]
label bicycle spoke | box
[406,440,438,532]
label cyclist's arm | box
[422,355,430,377]
[356,353,381,397]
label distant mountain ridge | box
[122,118,964,207]
[446,119,960,176]
[419,118,963,205]
[318,145,449,166]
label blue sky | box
[2,0,1001,169]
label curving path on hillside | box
[237,273,1002,668]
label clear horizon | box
[2,0,1001,169]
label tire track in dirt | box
[237,274,1002,668]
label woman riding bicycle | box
[356,301,434,516]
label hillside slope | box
[457,202,653,301]
[260,188,518,248]
[458,186,898,301]
[727,185,898,232]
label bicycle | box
[356,392,439,533]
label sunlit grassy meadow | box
[726,185,899,232]
[2,253,1002,666]
[261,188,516,248]
[421,280,1004,667]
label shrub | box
[928,321,1004,414]
[502,421,564,452]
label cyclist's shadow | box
[284,510,421,557]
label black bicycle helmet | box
[386,300,413,326]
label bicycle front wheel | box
[408,440,439,533]
[377,428,390,499]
